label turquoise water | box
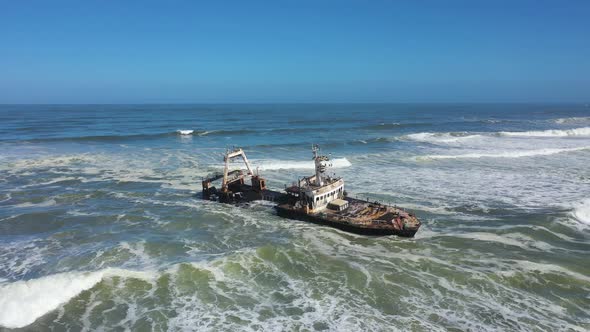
[0,104,589,331]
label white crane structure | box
[222,148,254,192]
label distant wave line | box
[554,116,590,124]
[402,127,590,145]
[499,127,590,137]
[418,146,590,160]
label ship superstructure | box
[201,145,421,237]
[288,145,345,213]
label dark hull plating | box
[202,184,419,238]
[275,205,419,237]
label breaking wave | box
[554,116,590,124]
[405,132,482,144]
[13,199,57,208]
[0,268,155,329]
[571,199,590,225]
[499,127,590,137]
[177,129,231,136]
[403,127,590,146]
[252,157,352,170]
[419,146,590,160]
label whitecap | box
[176,129,194,135]
[241,157,352,171]
[571,199,590,225]
[418,146,590,160]
[0,193,11,203]
[499,127,590,137]
[197,130,218,136]
[554,116,590,124]
[0,268,156,329]
[118,241,157,268]
[13,199,57,208]
[405,132,482,144]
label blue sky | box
[1,1,589,103]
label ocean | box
[0,104,588,331]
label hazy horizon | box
[1,101,589,106]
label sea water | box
[0,104,589,331]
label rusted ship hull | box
[202,185,419,237]
[200,146,421,238]
[275,204,419,237]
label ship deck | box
[202,184,420,237]
[276,197,420,236]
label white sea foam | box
[405,132,482,144]
[13,199,57,208]
[554,116,590,124]
[21,177,80,188]
[248,157,352,171]
[176,129,194,135]
[2,151,216,192]
[347,143,589,213]
[301,230,586,331]
[197,130,218,136]
[0,268,155,329]
[571,199,590,225]
[118,241,157,268]
[497,260,590,283]
[0,240,56,280]
[164,251,397,332]
[453,232,555,251]
[0,193,11,203]
[1,154,99,172]
[419,146,590,160]
[405,127,590,146]
[499,127,590,137]
[0,237,584,331]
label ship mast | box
[312,144,328,186]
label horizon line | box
[1,101,589,106]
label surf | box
[418,146,590,160]
[571,199,590,225]
[0,268,156,329]
[499,127,590,137]
[228,157,352,171]
[404,132,483,144]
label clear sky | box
[1,1,589,103]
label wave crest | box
[0,268,155,329]
[571,199,590,225]
[499,127,590,137]
[554,117,590,124]
[405,132,482,144]
[419,147,590,160]
[252,157,352,170]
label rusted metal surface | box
[276,197,421,237]
[200,145,421,237]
